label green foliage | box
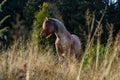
[0,0,119,48]
[0,0,10,40]
[23,0,44,27]
[0,0,6,12]
[11,14,28,40]
[34,2,50,28]
[83,45,107,66]
[0,27,8,38]
[0,15,10,26]
[33,2,62,46]
[33,2,51,45]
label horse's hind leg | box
[72,35,82,59]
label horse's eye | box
[45,24,48,26]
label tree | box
[57,0,85,36]
[0,0,10,48]
[33,2,62,46]
[23,0,44,27]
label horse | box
[40,17,81,60]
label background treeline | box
[0,0,120,49]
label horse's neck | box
[55,25,71,39]
[52,18,71,39]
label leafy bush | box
[33,2,62,46]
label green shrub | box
[33,2,62,47]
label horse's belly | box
[60,37,71,47]
[60,41,70,50]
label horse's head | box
[40,17,58,38]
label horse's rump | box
[71,35,81,54]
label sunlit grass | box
[0,32,119,80]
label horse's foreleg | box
[55,44,63,61]
[66,40,73,57]
[67,48,71,57]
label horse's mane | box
[48,18,67,33]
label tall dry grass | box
[77,9,120,80]
[0,41,79,80]
[0,31,119,80]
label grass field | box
[0,31,119,80]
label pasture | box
[0,31,120,80]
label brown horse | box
[40,17,81,60]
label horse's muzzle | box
[40,35,45,38]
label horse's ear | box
[45,17,48,20]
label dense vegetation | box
[0,0,120,48]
